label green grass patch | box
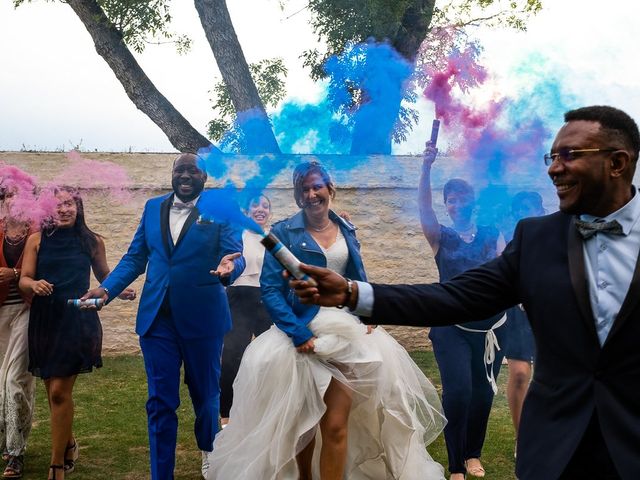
[21,352,517,479]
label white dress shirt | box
[170,195,200,244]
[352,281,374,317]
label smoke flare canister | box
[67,298,104,308]
[261,232,318,286]
[430,119,440,147]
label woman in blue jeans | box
[419,143,506,479]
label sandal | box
[465,458,485,478]
[48,464,64,480]
[64,439,79,474]
[3,455,23,478]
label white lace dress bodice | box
[321,230,349,275]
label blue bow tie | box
[575,218,624,239]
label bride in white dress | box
[208,162,446,479]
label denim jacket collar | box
[286,209,356,232]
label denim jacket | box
[260,210,367,346]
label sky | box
[0,0,638,153]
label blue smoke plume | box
[272,42,413,156]
[197,44,578,233]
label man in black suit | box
[290,106,640,479]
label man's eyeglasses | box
[543,148,617,166]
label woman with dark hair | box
[0,185,36,479]
[419,145,506,480]
[19,187,134,480]
[503,191,544,446]
[208,161,445,480]
[218,195,273,429]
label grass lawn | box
[21,351,517,479]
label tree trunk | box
[194,0,281,154]
[66,0,216,153]
[392,0,436,63]
[350,0,436,154]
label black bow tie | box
[575,218,624,239]
[172,201,195,211]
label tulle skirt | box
[208,307,446,480]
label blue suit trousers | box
[139,307,223,480]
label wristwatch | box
[336,278,353,309]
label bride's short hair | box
[292,161,336,208]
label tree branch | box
[66,0,216,153]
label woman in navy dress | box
[419,144,507,480]
[19,187,134,480]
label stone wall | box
[2,151,556,354]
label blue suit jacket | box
[260,210,367,346]
[102,191,245,340]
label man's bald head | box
[171,153,207,202]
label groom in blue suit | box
[84,153,244,479]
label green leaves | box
[207,58,288,143]
[434,0,543,31]
[98,0,190,53]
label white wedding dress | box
[208,233,446,479]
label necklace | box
[456,225,476,242]
[3,225,28,246]
[4,234,26,246]
[309,221,332,232]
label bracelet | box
[12,268,18,281]
[100,286,110,296]
[336,278,353,309]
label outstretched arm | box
[419,143,441,255]
[87,237,136,306]
[291,222,523,327]
[83,204,150,302]
[211,222,245,286]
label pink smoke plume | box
[421,41,556,184]
[423,46,504,173]
[423,44,497,129]
[0,164,54,226]
[52,150,133,203]
[1,152,133,227]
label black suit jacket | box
[368,211,640,480]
